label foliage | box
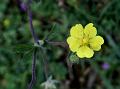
[0,0,120,89]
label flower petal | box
[89,36,104,51]
[67,36,80,52]
[84,23,97,38]
[70,24,84,38]
[76,46,94,58]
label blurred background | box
[0,0,120,89]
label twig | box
[87,70,97,89]
[25,0,39,88]
[27,0,39,44]
[27,0,50,85]
[28,48,37,89]
[28,0,48,79]
[66,51,74,80]
[18,0,50,88]
[45,40,68,49]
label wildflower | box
[102,63,109,70]
[3,19,10,27]
[67,23,104,58]
[40,76,59,89]
[20,3,27,12]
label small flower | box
[40,76,59,89]
[20,3,27,12]
[102,63,110,70]
[67,23,104,58]
[3,19,10,27]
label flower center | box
[82,37,88,46]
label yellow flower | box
[67,23,104,58]
[3,19,10,27]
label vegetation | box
[0,0,120,89]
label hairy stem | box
[45,40,68,49]
[66,51,74,80]
[28,48,37,89]
[27,0,39,44]
[26,0,39,89]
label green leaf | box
[50,62,67,80]
[13,44,34,54]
